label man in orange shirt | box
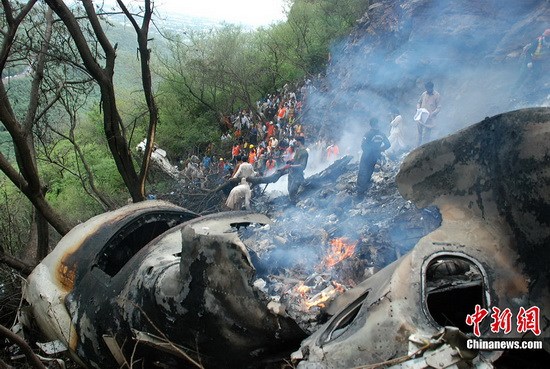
[326,141,340,163]
[248,146,257,164]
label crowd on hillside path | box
[178,80,338,206]
[175,77,447,208]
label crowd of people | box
[167,24,550,211]
[173,78,448,209]
[174,81,320,208]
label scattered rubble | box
[293,107,550,369]
[239,154,441,333]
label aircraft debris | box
[21,202,305,368]
[293,108,550,368]
[19,109,549,368]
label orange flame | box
[295,283,311,296]
[305,290,334,309]
[288,238,356,311]
[322,237,357,268]
[304,282,347,309]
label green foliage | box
[0,132,14,161]
[1,77,33,119]
[39,129,127,222]
[156,89,220,158]
[1,0,368,238]
[31,103,129,224]
[0,177,32,255]
[282,0,369,74]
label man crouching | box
[226,178,252,210]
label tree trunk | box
[35,211,49,261]
[45,0,162,203]
[0,3,72,238]
[100,83,144,202]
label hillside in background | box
[303,0,549,152]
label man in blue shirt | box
[357,118,391,196]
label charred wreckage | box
[19,108,550,368]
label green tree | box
[277,0,369,75]
[44,0,159,202]
[0,0,163,270]
[157,26,271,155]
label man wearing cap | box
[288,136,308,204]
[357,118,390,197]
[416,81,441,146]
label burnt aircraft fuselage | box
[294,108,550,368]
[23,202,306,368]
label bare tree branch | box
[0,2,72,236]
[0,324,46,369]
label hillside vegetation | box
[0,0,367,258]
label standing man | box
[416,81,441,146]
[232,156,256,179]
[357,118,391,197]
[288,136,308,204]
[386,107,407,159]
[326,140,340,163]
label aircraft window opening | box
[425,256,485,334]
[97,213,189,277]
[319,291,369,345]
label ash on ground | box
[238,155,442,333]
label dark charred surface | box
[61,208,199,289]
[62,211,305,369]
[397,107,550,284]
[59,204,198,368]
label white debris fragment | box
[291,348,304,361]
[36,340,67,354]
[253,278,267,292]
[267,301,287,316]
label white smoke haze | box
[299,0,549,153]
[260,0,549,209]
[256,0,548,274]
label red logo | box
[465,305,541,337]
[490,307,512,334]
[517,306,541,336]
[465,304,489,337]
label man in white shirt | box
[226,178,252,210]
[231,158,256,179]
[416,81,441,146]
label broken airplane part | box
[21,201,306,368]
[293,108,550,368]
[20,108,549,369]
